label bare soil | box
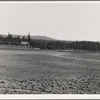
[0,45,100,94]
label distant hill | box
[22,35,56,40]
[30,36,55,40]
[0,34,56,41]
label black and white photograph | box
[0,1,100,95]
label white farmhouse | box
[20,41,30,47]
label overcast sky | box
[0,2,100,41]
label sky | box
[0,2,100,41]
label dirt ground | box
[0,45,100,94]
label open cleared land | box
[0,45,100,94]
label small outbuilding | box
[20,41,30,47]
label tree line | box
[0,33,29,45]
[30,40,100,51]
[0,33,100,51]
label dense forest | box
[0,33,100,51]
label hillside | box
[30,36,55,40]
[0,34,56,41]
[18,35,55,40]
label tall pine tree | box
[28,32,31,45]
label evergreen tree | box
[17,35,21,44]
[22,36,25,41]
[28,32,31,42]
[6,33,13,44]
[28,32,31,46]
